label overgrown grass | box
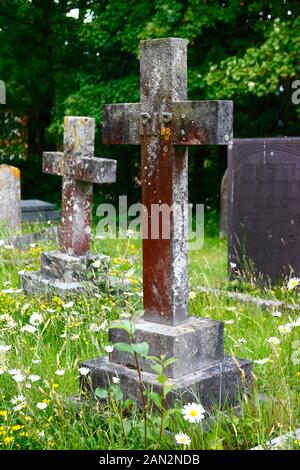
[0,224,299,450]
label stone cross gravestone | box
[81,38,252,408]
[19,116,117,296]
[219,169,228,239]
[228,137,300,283]
[0,164,21,232]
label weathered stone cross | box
[103,38,232,325]
[43,116,116,256]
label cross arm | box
[171,100,233,145]
[43,152,64,176]
[76,157,117,184]
[102,103,141,145]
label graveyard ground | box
[0,219,299,450]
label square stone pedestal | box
[19,250,110,297]
[80,317,252,409]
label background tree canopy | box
[0,0,299,212]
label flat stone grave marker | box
[19,116,117,296]
[228,137,300,283]
[21,200,60,223]
[81,38,252,408]
[0,164,21,232]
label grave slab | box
[80,355,252,409]
[110,317,224,379]
[21,199,60,223]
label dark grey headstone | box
[219,169,228,239]
[228,137,300,282]
[21,199,60,222]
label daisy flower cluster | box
[175,402,206,448]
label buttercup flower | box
[182,402,206,423]
[175,432,191,446]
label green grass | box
[0,224,299,450]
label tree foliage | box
[0,0,299,207]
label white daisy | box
[104,345,114,353]
[36,402,48,410]
[10,395,25,405]
[287,277,300,290]
[79,367,90,376]
[253,358,269,365]
[29,312,43,326]
[0,344,12,353]
[189,291,197,300]
[8,368,22,376]
[182,402,206,423]
[12,372,26,383]
[267,336,281,346]
[175,432,191,446]
[55,369,65,376]
[63,301,74,309]
[28,374,41,382]
[112,376,120,384]
[238,338,247,344]
[292,317,300,327]
[271,311,282,318]
[279,323,293,335]
[21,324,37,334]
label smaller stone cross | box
[43,117,116,256]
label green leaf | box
[149,363,162,375]
[112,320,135,335]
[95,388,108,399]
[158,374,167,385]
[131,342,149,357]
[164,357,177,367]
[114,342,134,354]
[145,391,162,407]
[164,384,174,396]
[123,420,132,435]
[110,384,123,401]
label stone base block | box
[110,317,224,378]
[80,355,252,409]
[19,270,85,297]
[40,251,109,283]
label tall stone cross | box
[103,38,232,326]
[43,116,116,256]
